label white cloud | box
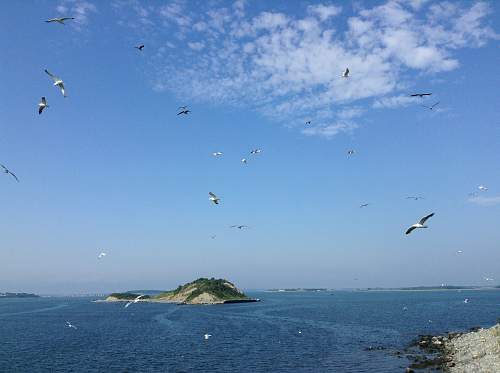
[57,0,97,28]
[118,0,497,138]
[468,196,500,207]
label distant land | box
[0,292,39,298]
[358,285,500,291]
[266,288,330,292]
[104,278,260,305]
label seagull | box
[421,101,439,111]
[463,298,469,304]
[46,17,75,25]
[1,164,19,182]
[212,152,223,157]
[478,185,488,192]
[483,276,494,282]
[359,203,369,208]
[210,235,217,239]
[38,97,49,114]
[457,250,463,254]
[134,44,144,51]
[298,331,302,334]
[406,196,424,201]
[342,67,349,78]
[405,213,435,235]
[410,93,432,98]
[305,120,311,125]
[98,252,107,259]
[230,225,248,230]
[241,158,248,164]
[250,149,262,155]
[177,109,190,115]
[347,150,355,156]
[66,321,77,329]
[402,306,408,311]
[209,192,220,205]
[124,295,145,308]
[204,334,212,340]
[44,69,66,97]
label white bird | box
[298,331,302,334]
[204,334,212,340]
[45,69,66,97]
[125,295,145,308]
[98,252,107,259]
[209,192,220,205]
[212,152,223,157]
[46,17,75,25]
[38,97,49,114]
[405,213,435,235]
[478,185,488,192]
[483,276,494,282]
[241,158,248,164]
[342,68,349,78]
[250,149,262,155]
[463,298,469,304]
[66,321,77,329]
[457,250,463,254]
[347,149,355,156]
[402,306,408,311]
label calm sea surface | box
[0,290,499,372]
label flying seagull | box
[212,152,223,157]
[134,44,144,51]
[204,334,212,340]
[46,17,75,25]
[1,164,19,182]
[421,101,439,111]
[241,158,248,164]
[210,235,216,240]
[66,321,77,329]
[483,276,494,282]
[405,213,435,235]
[250,149,262,155]
[406,196,424,201]
[347,150,355,156]
[478,185,488,192]
[342,68,350,78]
[463,298,469,304]
[38,97,49,114]
[410,93,432,98]
[305,120,311,125]
[125,295,145,308]
[457,250,463,254]
[98,252,107,259]
[177,108,190,115]
[230,225,248,230]
[45,69,66,97]
[359,203,369,208]
[209,192,220,205]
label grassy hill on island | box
[106,278,256,305]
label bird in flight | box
[406,196,424,201]
[45,69,66,97]
[342,67,350,78]
[230,225,248,230]
[1,164,19,182]
[210,235,216,240]
[46,17,75,25]
[241,158,248,164]
[463,298,469,304]
[134,44,144,51]
[125,295,145,308]
[483,276,494,282]
[405,213,435,235]
[98,252,107,259]
[457,250,463,254]
[478,185,488,192]
[347,150,355,156]
[38,97,49,114]
[359,203,369,208]
[177,107,190,115]
[250,149,262,155]
[305,120,311,125]
[209,192,220,205]
[66,321,77,329]
[421,102,439,111]
[410,93,432,98]
[212,152,223,157]
[204,334,212,340]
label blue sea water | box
[0,290,499,372]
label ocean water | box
[0,290,498,372]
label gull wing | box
[405,226,417,235]
[209,192,217,198]
[9,172,19,182]
[41,97,47,105]
[44,69,59,83]
[431,101,440,109]
[419,213,434,225]
[61,17,75,21]
[59,83,66,97]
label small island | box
[0,292,39,298]
[104,278,259,305]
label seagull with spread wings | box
[125,295,145,308]
[38,97,49,114]
[1,164,19,182]
[134,44,144,51]
[177,108,190,115]
[250,149,262,155]
[66,321,77,329]
[209,192,220,205]
[410,93,432,98]
[230,225,248,230]
[46,17,75,25]
[405,213,435,235]
[342,68,349,78]
[212,152,223,157]
[406,196,424,201]
[45,69,67,97]
[359,203,369,208]
[98,252,107,259]
[421,102,439,111]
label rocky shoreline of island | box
[403,323,500,372]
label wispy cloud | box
[57,0,97,29]
[468,196,500,206]
[115,0,497,138]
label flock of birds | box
[6,16,494,333]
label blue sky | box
[0,0,499,294]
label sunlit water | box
[0,290,498,372]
